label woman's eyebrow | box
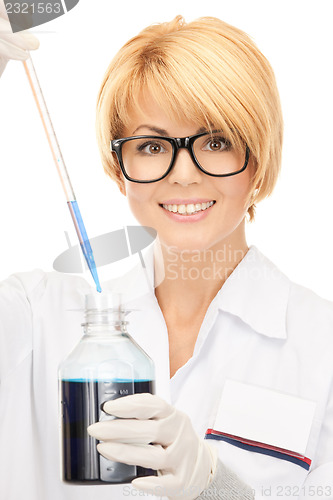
[131,125,210,136]
[132,125,168,135]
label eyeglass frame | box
[110,132,250,183]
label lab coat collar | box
[216,246,290,339]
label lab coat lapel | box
[217,246,290,339]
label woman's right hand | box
[0,0,39,76]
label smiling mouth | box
[159,201,216,215]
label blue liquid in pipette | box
[67,201,102,293]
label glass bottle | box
[58,291,156,484]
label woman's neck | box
[154,224,249,323]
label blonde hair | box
[96,15,283,221]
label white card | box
[213,380,316,455]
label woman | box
[89,15,333,499]
[1,11,333,500]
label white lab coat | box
[1,245,333,500]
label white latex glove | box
[0,0,39,76]
[87,393,218,500]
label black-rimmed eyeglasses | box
[110,132,250,183]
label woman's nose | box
[167,149,202,186]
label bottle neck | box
[82,309,129,336]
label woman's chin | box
[159,236,216,255]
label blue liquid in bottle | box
[61,379,155,484]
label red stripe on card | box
[206,429,311,467]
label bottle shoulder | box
[58,329,155,381]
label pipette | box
[22,54,102,293]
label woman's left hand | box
[87,393,217,500]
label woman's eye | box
[138,141,167,155]
[203,137,229,152]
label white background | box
[0,0,332,299]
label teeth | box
[186,204,195,214]
[162,201,214,215]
